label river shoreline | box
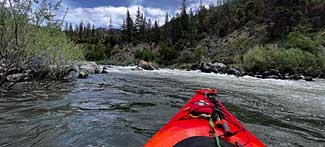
[133,60,321,82]
[1,59,321,91]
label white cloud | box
[57,0,221,29]
[59,5,168,29]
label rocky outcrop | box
[196,62,244,77]
[63,62,111,81]
[3,61,111,84]
[79,62,101,74]
[137,60,158,70]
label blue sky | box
[58,0,217,28]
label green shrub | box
[318,48,325,73]
[177,50,196,63]
[157,43,179,65]
[287,32,318,53]
[134,49,155,62]
[243,43,318,74]
[85,42,107,61]
[242,45,274,72]
[26,27,84,65]
[276,48,316,73]
[194,45,209,61]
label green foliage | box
[243,44,318,74]
[243,45,273,72]
[0,0,83,66]
[134,49,155,62]
[194,45,209,61]
[319,48,325,73]
[27,28,83,65]
[276,48,316,73]
[157,43,179,65]
[85,42,108,61]
[287,32,319,53]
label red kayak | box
[145,89,266,147]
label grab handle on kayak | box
[223,122,232,136]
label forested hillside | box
[65,0,325,78]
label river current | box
[0,66,324,147]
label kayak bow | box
[145,89,266,147]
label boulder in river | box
[79,62,101,74]
[226,66,243,77]
[303,76,313,81]
[263,69,283,79]
[78,71,88,79]
[101,66,110,74]
[190,63,199,70]
[199,62,211,73]
[287,74,304,80]
[63,67,79,81]
[6,73,27,82]
[208,62,227,73]
[197,62,244,76]
[137,60,158,70]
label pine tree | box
[139,14,146,41]
[164,12,170,42]
[68,23,73,35]
[86,23,91,37]
[180,0,189,35]
[153,20,160,43]
[135,6,142,33]
[79,20,84,38]
[147,18,152,42]
[189,8,195,45]
[64,22,69,32]
[109,16,113,32]
[91,24,95,37]
[198,0,207,33]
[126,9,134,42]
[165,12,169,27]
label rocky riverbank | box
[134,60,317,81]
[0,61,110,90]
[188,62,317,81]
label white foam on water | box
[108,66,325,114]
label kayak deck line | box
[145,88,266,147]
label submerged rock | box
[131,67,144,71]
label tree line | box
[65,0,325,71]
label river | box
[0,66,324,147]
